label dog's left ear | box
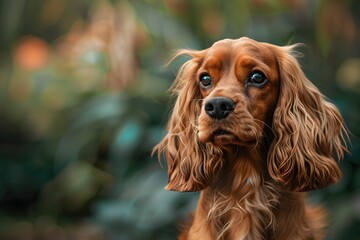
[153,49,223,192]
[268,45,349,191]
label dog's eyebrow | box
[237,57,271,74]
[202,58,223,71]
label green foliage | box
[0,0,359,239]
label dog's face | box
[154,37,347,192]
[197,38,279,147]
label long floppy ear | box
[268,45,349,192]
[153,50,223,192]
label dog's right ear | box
[153,49,223,192]
[268,45,349,192]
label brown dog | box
[154,37,348,240]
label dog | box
[154,37,348,240]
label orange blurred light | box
[14,36,50,71]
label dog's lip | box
[210,128,257,146]
[211,128,238,143]
[212,129,233,136]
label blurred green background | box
[0,0,359,239]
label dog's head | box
[154,37,348,192]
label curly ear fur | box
[268,45,349,191]
[153,50,223,192]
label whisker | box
[253,119,274,135]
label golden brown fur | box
[154,37,348,240]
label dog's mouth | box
[209,128,256,146]
[212,129,233,137]
[211,129,237,143]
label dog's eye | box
[248,71,268,87]
[200,73,213,88]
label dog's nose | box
[205,97,235,120]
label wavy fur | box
[268,45,349,191]
[153,37,349,240]
[154,49,224,192]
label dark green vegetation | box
[0,0,359,239]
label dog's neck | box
[202,146,279,239]
[212,146,268,190]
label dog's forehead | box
[206,38,276,64]
[212,37,260,48]
[212,37,258,47]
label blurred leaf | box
[41,161,113,212]
[336,58,360,93]
[70,93,127,130]
[94,165,197,239]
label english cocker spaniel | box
[154,37,348,240]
